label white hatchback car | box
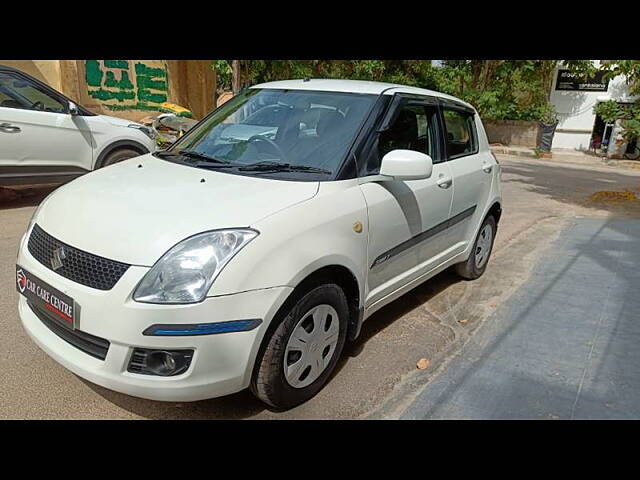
[16,79,502,409]
[0,65,156,186]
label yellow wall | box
[0,60,62,91]
[0,60,216,121]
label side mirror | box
[379,149,433,181]
[68,101,80,116]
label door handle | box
[436,176,452,189]
[482,164,493,173]
[0,123,21,133]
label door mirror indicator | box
[379,149,433,181]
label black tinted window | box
[361,102,439,175]
[379,105,433,157]
[443,109,477,158]
[0,72,66,113]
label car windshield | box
[161,88,377,180]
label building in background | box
[0,60,216,121]
[550,61,636,152]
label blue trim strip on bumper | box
[143,319,262,336]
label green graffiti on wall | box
[85,60,168,112]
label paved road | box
[400,218,640,419]
[1,156,640,419]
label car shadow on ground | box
[0,185,60,210]
[84,268,462,419]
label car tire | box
[99,148,140,168]
[251,283,349,410]
[455,215,497,280]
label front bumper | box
[17,230,292,402]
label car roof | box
[251,79,474,109]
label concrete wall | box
[0,60,62,91]
[0,60,216,121]
[550,62,636,151]
[165,61,216,120]
[483,120,542,148]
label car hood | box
[98,114,139,128]
[34,155,319,266]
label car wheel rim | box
[284,304,340,389]
[474,224,493,269]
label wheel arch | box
[280,264,361,341]
[94,140,149,169]
[296,265,362,340]
[250,263,363,385]
[486,201,502,225]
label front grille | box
[28,301,110,360]
[28,224,130,290]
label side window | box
[361,101,439,176]
[379,105,431,158]
[442,109,478,158]
[0,72,66,113]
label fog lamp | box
[128,348,194,376]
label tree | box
[592,61,640,142]
[211,59,609,123]
[601,60,640,96]
[231,60,241,94]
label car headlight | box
[128,123,157,140]
[133,229,258,304]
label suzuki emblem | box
[50,247,66,271]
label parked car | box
[0,65,156,186]
[16,79,502,409]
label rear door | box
[359,94,454,308]
[0,69,94,180]
[440,100,493,253]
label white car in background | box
[0,64,156,186]
[16,79,502,409]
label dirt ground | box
[1,155,640,419]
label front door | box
[0,70,94,176]
[359,97,454,309]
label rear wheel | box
[251,283,348,409]
[455,215,496,280]
[98,148,140,168]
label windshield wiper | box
[156,149,241,169]
[179,150,228,164]
[177,150,245,169]
[153,150,180,158]
[238,161,332,174]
